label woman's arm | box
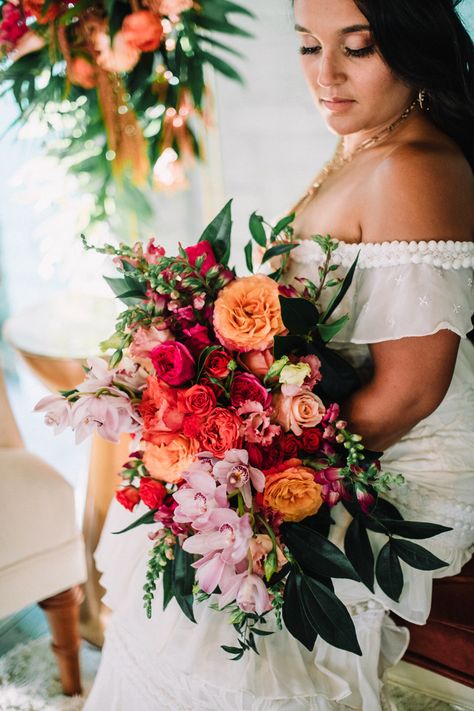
[341,329,460,451]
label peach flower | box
[67,57,97,90]
[273,390,325,436]
[143,433,199,483]
[122,10,163,53]
[240,348,274,379]
[264,464,323,522]
[155,0,193,16]
[213,275,284,353]
[95,29,140,73]
[249,534,287,576]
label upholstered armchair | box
[0,370,87,695]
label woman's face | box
[294,0,414,137]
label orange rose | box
[122,10,163,52]
[240,348,275,379]
[213,275,284,353]
[67,57,97,90]
[264,463,323,522]
[199,407,241,457]
[273,391,325,436]
[143,433,198,483]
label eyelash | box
[299,45,375,58]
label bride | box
[85,0,474,709]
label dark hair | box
[353,0,474,170]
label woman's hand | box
[342,329,460,452]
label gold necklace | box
[292,98,418,214]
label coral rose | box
[199,408,241,457]
[213,274,284,353]
[143,433,199,483]
[240,348,274,379]
[155,0,193,16]
[264,463,323,522]
[122,10,163,53]
[273,391,325,436]
[204,349,233,379]
[116,485,140,511]
[67,57,97,90]
[94,29,140,73]
[140,376,185,436]
[139,477,166,509]
[183,384,216,416]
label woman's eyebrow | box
[294,23,371,35]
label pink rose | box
[184,240,217,275]
[240,349,274,379]
[230,373,271,409]
[150,341,196,386]
[273,391,326,436]
[130,325,173,359]
[182,323,212,357]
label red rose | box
[263,457,303,477]
[182,323,212,357]
[247,443,264,468]
[300,428,322,453]
[150,341,196,386]
[185,240,217,275]
[282,433,300,458]
[199,407,241,457]
[230,372,271,409]
[139,477,166,509]
[247,440,283,470]
[116,485,140,511]
[182,414,203,439]
[204,349,233,379]
[183,384,216,416]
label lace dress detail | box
[85,239,474,711]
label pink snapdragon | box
[314,466,349,507]
[34,394,73,435]
[213,449,265,508]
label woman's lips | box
[321,98,355,113]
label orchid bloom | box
[75,357,115,391]
[213,449,265,508]
[183,508,253,566]
[34,394,73,435]
[71,390,141,444]
[218,570,272,615]
[173,470,228,531]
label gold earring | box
[418,89,426,110]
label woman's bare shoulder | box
[360,137,474,244]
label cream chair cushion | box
[0,448,87,618]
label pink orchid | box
[235,573,272,615]
[192,552,233,594]
[173,470,228,530]
[71,390,141,444]
[237,402,281,447]
[75,357,114,392]
[183,508,253,566]
[213,449,265,508]
[34,395,73,435]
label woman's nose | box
[317,52,345,88]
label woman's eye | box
[344,45,375,58]
[299,46,321,55]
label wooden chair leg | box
[39,585,84,696]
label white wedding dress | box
[85,240,474,711]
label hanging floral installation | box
[0,0,252,228]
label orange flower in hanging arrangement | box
[23,0,62,24]
[122,10,164,52]
[67,56,97,90]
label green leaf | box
[162,561,174,610]
[317,314,350,343]
[199,200,233,266]
[252,628,274,636]
[390,539,448,571]
[321,253,359,323]
[261,243,298,264]
[172,543,196,623]
[282,570,317,651]
[244,239,254,273]
[272,213,295,237]
[307,340,361,402]
[104,275,146,305]
[344,518,375,592]
[298,573,362,655]
[375,541,403,602]
[112,508,157,535]
[273,334,307,360]
[279,297,319,335]
[249,212,267,247]
[200,51,243,82]
[281,523,360,581]
[380,520,452,540]
[370,497,403,521]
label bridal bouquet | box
[36,203,450,658]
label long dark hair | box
[353,0,474,170]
